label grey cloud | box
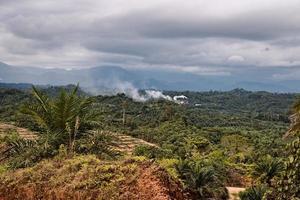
[92,3,300,41]
[83,38,161,57]
[0,0,300,80]
[4,1,300,42]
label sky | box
[1,0,300,80]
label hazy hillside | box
[1,62,300,93]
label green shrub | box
[158,158,179,179]
[0,165,8,174]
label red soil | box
[120,162,190,200]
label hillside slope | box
[0,155,189,200]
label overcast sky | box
[1,0,300,80]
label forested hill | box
[166,89,298,121]
[1,86,298,124]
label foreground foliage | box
[275,99,300,199]
[243,98,300,200]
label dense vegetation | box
[0,85,299,199]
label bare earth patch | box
[226,187,245,200]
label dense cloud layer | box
[0,0,300,80]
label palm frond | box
[20,105,50,129]
[7,139,37,155]
[239,185,267,200]
[20,84,94,155]
[31,86,50,113]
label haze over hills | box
[1,61,300,93]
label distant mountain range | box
[0,61,299,93]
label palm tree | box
[189,164,228,199]
[252,155,283,186]
[188,165,216,197]
[175,159,191,179]
[176,160,228,199]
[239,185,267,200]
[21,85,94,156]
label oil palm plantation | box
[21,85,95,155]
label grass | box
[0,155,139,200]
[0,154,189,200]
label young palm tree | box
[188,164,228,199]
[252,155,283,186]
[239,185,267,200]
[21,85,94,155]
[176,160,228,199]
[188,165,216,197]
[175,159,191,179]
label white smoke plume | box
[144,90,172,101]
[85,79,173,102]
[115,81,172,102]
[114,81,147,102]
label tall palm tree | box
[21,85,94,155]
